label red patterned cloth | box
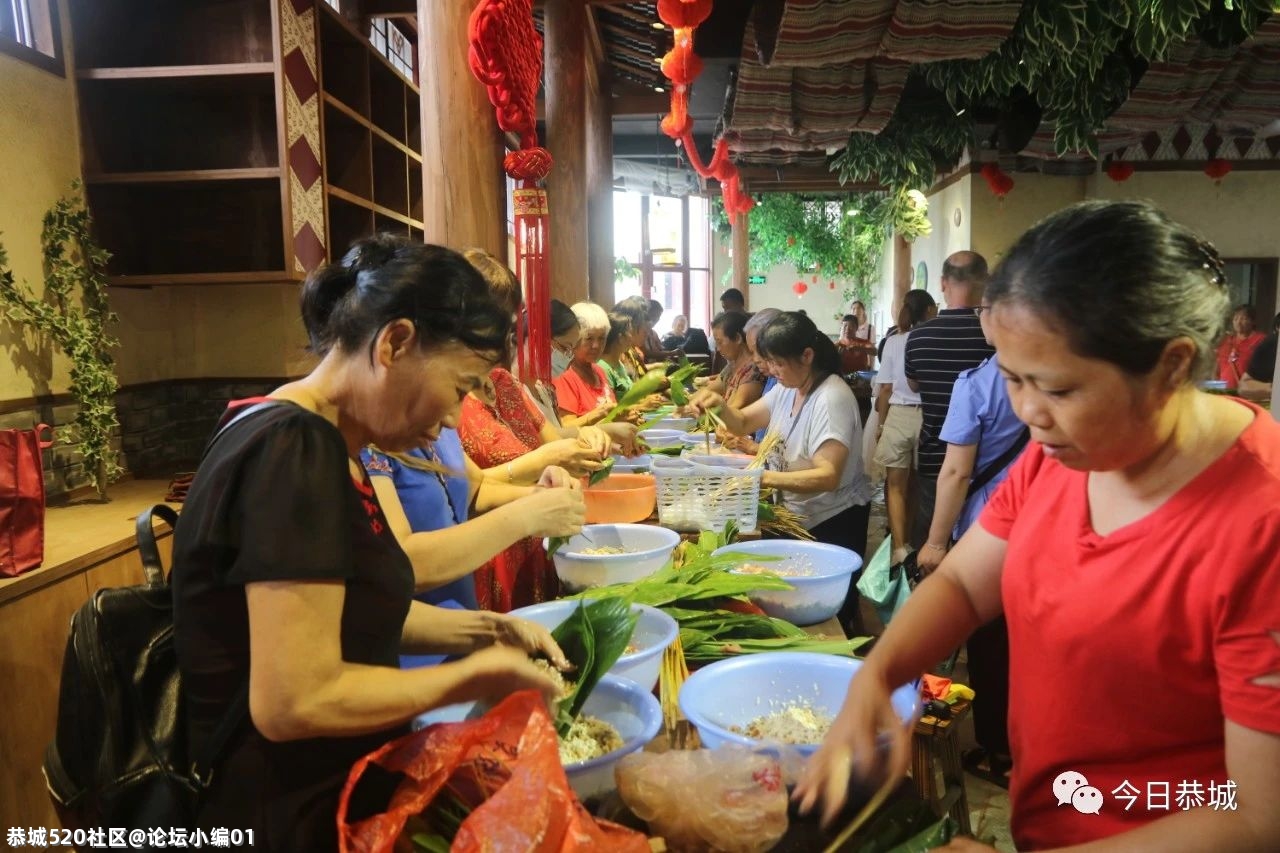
[458,367,558,612]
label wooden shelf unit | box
[67,0,426,286]
[316,1,422,260]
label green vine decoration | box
[921,0,1274,157]
[0,182,121,500]
[829,100,971,191]
[712,187,931,310]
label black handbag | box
[43,505,249,831]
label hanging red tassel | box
[469,0,553,381]
[793,281,808,297]
[980,162,1014,199]
[1106,161,1135,182]
[1204,158,1232,184]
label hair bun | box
[1195,240,1227,288]
[300,263,358,351]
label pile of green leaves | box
[548,598,638,736]
[601,367,667,423]
[566,529,870,663]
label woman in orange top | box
[1215,304,1265,389]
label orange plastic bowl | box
[584,473,657,524]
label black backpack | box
[42,402,278,831]
[42,505,248,831]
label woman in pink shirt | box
[797,201,1280,852]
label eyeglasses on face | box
[973,305,993,317]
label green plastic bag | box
[855,538,910,626]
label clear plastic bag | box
[615,746,788,853]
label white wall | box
[1086,170,1280,258]
[970,173,1087,265]
[911,174,973,307]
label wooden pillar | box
[585,50,614,307]
[545,0,591,305]
[418,0,505,255]
[893,233,912,320]
[731,210,750,310]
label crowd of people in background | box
[165,198,1280,851]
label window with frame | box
[370,17,416,83]
[612,191,714,332]
[1,0,63,75]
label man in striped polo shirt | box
[904,251,996,550]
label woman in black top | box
[172,237,576,851]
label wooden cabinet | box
[0,538,172,830]
[67,0,423,285]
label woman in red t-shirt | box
[1215,305,1266,389]
[796,201,1280,851]
[553,301,618,427]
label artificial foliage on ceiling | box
[716,0,1278,194]
[711,189,931,305]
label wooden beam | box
[586,6,605,66]
[365,0,416,18]
[546,0,592,304]
[418,0,505,255]
[612,93,670,116]
[731,208,750,308]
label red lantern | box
[980,162,1014,199]
[811,274,818,284]
[1204,158,1232,183]
[792,281,808,297]
[828,280,836,290]
[1106,161,1135,182]
[657,0,711,29]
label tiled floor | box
[863,488,1016,851]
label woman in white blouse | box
[873,290,937,566]
[690,311,872,634]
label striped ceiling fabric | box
[728,1,1018,171]
[760,0,1021,67]
[728,53,911,140]
[1018,17,1280,162]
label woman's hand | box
[536,465,581,491]
[792,668,913,826]
[576,426,613,459]
[722,430,759,455]
[491,613,573,670]
[461,644,566,706]
[917,543,947,575]
[543,437,605,478]
[519,484,585,539]
[599,422,640,456]
[687,388,725,415]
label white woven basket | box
[651,457,762,533]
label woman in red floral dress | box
[459,250,637,610]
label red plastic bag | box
[0,423,54,577]
[337,691,649,853]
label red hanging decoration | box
[828,280,836,290]
[469,0,552,382]
[1204,158,1232,184]
[786,236,796,246]
[1106,161,1135,182]
[654,4,753,228]
[810,274,818,284]
[793,281,808,297]
[658,0,712,29]
[980,162,1014,199]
